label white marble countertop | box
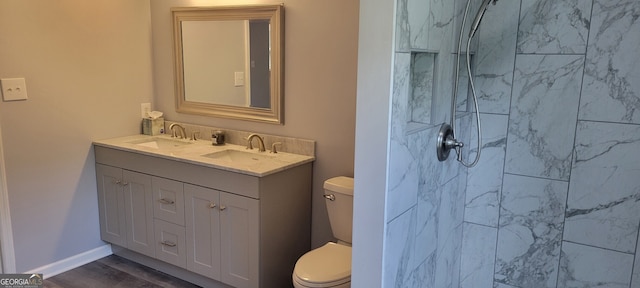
[93,134,315,177]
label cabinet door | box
[184,184,221,280]
[123,170,155,258]
[96,164,126,247]
[152,177,185,226]
[220,192,259,288]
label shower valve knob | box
[445,138,464,148]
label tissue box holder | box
[142,117,164,136]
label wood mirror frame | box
[172,4,284,124]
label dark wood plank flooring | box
[44,255,201,288]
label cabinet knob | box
[219,205,227,211]
[209,202,217,209]
[114,180,129,186]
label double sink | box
[94,134,313,177]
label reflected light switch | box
[234,72,245,87]
[1,78,28,101]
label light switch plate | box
[1,78,28,101]
[141,102,151,118]
[234,72,245,87]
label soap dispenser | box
[212,130,225,145]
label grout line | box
[502,172,569,183]
[576,118,640,127]
[462,220,498,230]
[562,239,636,255]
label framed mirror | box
[172,4,284,124]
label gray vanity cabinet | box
[96,164,127,247]
[218,190,259,287]
[184,184,259,288]
[96,164,155,258]
[184,184,222,279]
[94,145,312,288]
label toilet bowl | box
[292,242,351,288]
[292,176,354,288]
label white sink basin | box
[127,137,192,149]
[201,149,275,163]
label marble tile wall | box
[494,175,567,288]
[459,0,640,287]
[460,222,496,288]
[579,0,640,123]
[505,54,584,181]
[383,0,471,286]
[411,53,435,124]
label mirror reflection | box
[181,19,270,108]
[173,5,283,124]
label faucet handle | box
[191,131,200,141]
[270,142,282,154]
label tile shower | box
[384,0,640,287]
[383,0,470,286]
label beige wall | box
[0,1,154,272]
[151,0,359,248]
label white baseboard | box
[25,244,112,279]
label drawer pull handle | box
[209,202,217,209]
[160,241,176,247]
[219,205,227,211]
[159,198,175,205]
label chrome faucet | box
[169,123,187,139]
[246,133,266,152]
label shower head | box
[469,0,498,37]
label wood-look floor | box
[44,255,201,288]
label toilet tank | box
[324,176,354,243]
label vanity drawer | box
[152,176,185,226]
[154,219,186,269]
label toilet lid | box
[293,242,351,287]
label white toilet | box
[293,176,354,288]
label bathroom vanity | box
[93,134,314,288]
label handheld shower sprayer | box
[437,0,499,167]
[469,0,498,37]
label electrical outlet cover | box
[1,78,28,101]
